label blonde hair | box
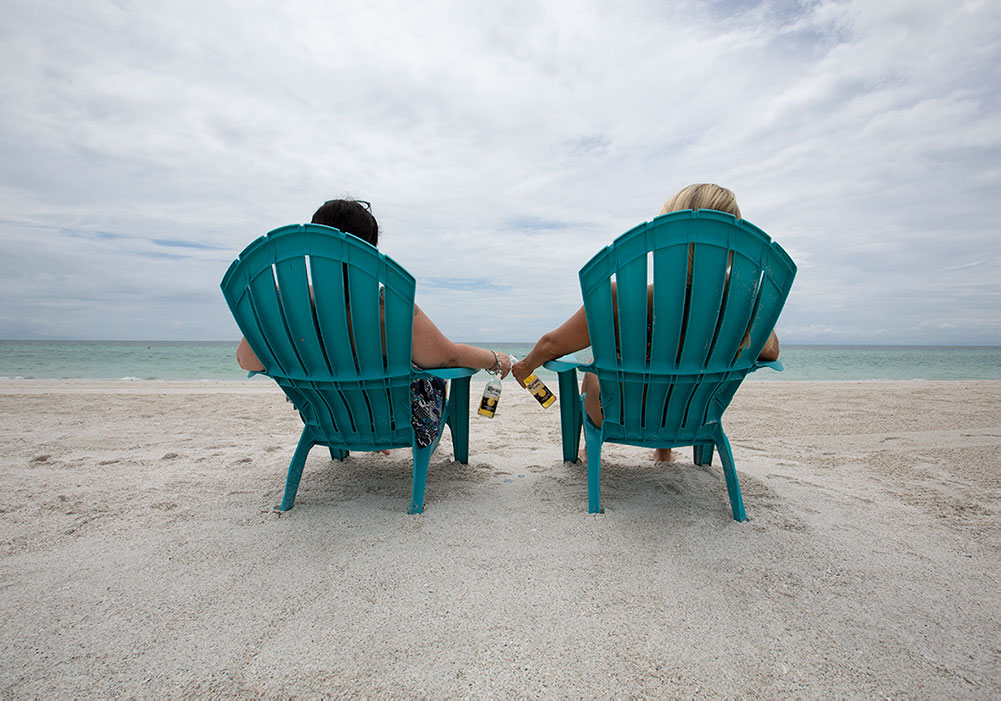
[659,183,741,219]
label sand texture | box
[1,379,999,697]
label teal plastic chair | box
[544,210,796,520]
[221,224,475,514]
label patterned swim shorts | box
[410,368,446,448]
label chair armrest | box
[429,368,474,464]
[750,359,784,373]
[542,358,586,463]
[422,367,478,380]
[543,358,592,374]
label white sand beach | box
[1,379,999,697]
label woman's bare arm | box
[237,337,265,372]
[758,330,780,362]
[237,307,512,377]
[411,304,511,377]
[236,292,512,378]
[512,305,591,386]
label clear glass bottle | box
[511,355,556,408]
[477,373,502,418]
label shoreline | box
[2,379,999,695]
[3,377,1001,387]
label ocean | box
[1,341,1000,382]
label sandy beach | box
[1,379,999,697]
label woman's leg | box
[581,372,602,426]
[654,447,674,462]
[579,372,599,462]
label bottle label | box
[525,375,556,408]
[477,395,498,418]
[477,384,501,418]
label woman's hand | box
[513,305,590,387]
[511,356,534,387]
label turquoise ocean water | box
[1,341,999,382]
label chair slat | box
[679,242,729,370]
[596,376,624,428]
[743,242,797,359]
[683,379,721,433]
[705,246,761,369]
[659,379,696,440]
[274,255,329,377]
[615,252,648,429]
[744,272,785,361]
[383,266,416,376]
[581,271,617,371]
[247,267,305,377]
[295,384,341,439]
[310,256,357,376]
[642,381,670,437]
[383,272,416,437]
[345,254,382,374]
[649,244,689,372]
[227,287,283,375]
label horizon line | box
[2,339,1001,349]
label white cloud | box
[1,0,1000,343]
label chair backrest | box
[221,224,416,449]
[580,209,796,445]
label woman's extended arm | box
[512,305,591,386]
[411,304,511,378]
[236,306,512,377]
[236,295,512,377]
[510,296,779,379]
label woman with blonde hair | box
[511,184,779,463]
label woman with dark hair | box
[237,198,511,448]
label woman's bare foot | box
[653,448,674,463]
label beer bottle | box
[511,355,556,408]
[477,374,502,418]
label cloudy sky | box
[2,0,999,344]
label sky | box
[1,0,999,345]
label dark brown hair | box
[311,199,379,246]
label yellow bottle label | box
[477,396,497,417]
[524,374,556,408]
[477,383,501,418]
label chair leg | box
[714,430,747,522]
[329,447,348,461]
[446,377,470,464]
[582,412,603,514]
[409,444,433,514]
[280,430,315,511]
[694,443,714,466]
[556,368,582,463]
